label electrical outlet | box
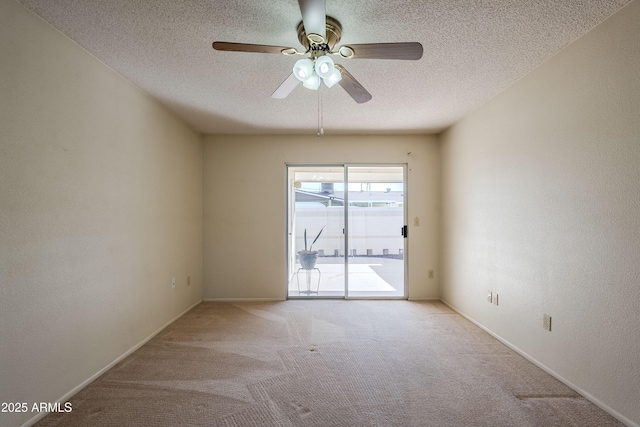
[543,314,552,331]
[414,217,420,226]
[187,276,190,286]
[171,278,176,289]
[492,292,499,305]
[428,269,434,279]
[487,292,492,303]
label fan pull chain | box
[317,88,324,137]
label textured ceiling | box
[18,0,630,135]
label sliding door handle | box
[401,225,408,238]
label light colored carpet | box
[37,301,624,426]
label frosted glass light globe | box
[293,58,314,82]
[314,56,335,79]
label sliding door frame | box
[285,163,346,300]
[344,164,408,300]
[285,163,408,300]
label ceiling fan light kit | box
[302,72,321,90]
[212,0,423,103]
[294,55,341,90]
[293,58,314,81]
[314,55,335,79]
[322,67,342,88]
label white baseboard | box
[21,299,203,427]
[440,298,638,427]
[203,297,285,302]
[207,297,440,302]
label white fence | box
[294,206,404,257]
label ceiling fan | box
[212,0,423,104]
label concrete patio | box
[288,256,404,298]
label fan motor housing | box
[297,16,342,52]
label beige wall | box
[440,1,640,425]
[0,2,203,426]
[3,0,638,424]
[203,134,439,300]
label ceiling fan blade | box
[298,0,326,40]
[335,65,372,104]
[272,73,300,99]
[212,42,294,55]
[342,42,423,60]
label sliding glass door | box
[287,166,345,297]
[287,165,406,299]
[346,166,406,297]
